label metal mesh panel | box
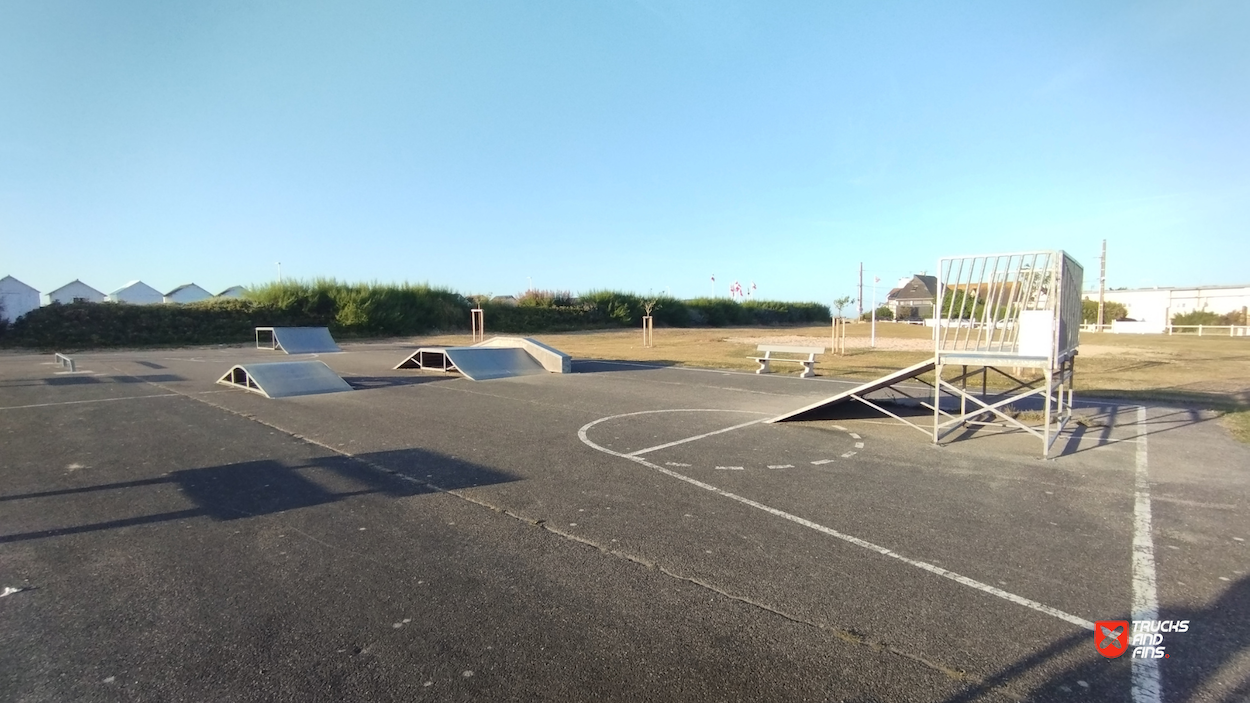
[935,250,1080,361]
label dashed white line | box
[810,459,835,466]
[767,464,794,469]
[715,466,745,471]
[848,432,861,440]
[841,451,857,459]
[665,461,692,467]
[854,441,865,449]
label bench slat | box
[756,344,825,354]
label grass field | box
[413,322,1250,440]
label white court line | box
[0,389,232,411]
[578,410,1096,631]
[1132,406,1162,703]
[628,415,769,456]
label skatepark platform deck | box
[255,326,342,354]
[217,360,353,398]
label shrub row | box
[2,281,831,349]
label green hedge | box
[1,282,832,349]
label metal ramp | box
[217,361,353,398]
[393,346,547,381]
[256,327,342,354]
[768,358,937,424]
[772,250,1084,458]
[472,336,571,373]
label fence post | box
[1199,325,1203,337]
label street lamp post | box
[277,261,282,283]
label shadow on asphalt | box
[780,396,1222,459]
[342,374,459,390]
[0,448,519,545]
[937,574,1250,702]
[571,359,679,373]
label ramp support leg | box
[471,308,485,343]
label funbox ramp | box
[768,358,937,423]
[217,361,353,398]
[256,327,342,354]
[471,336,571,373]
[395,337,567,380]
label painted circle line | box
[577,408,1095,631]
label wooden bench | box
[748,345,824,378]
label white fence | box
[1081,323,1250,336]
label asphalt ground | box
[1,342,1247,702]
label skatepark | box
[3,253,1249,701]
[3,326,1248,701]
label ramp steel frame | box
[772,250,1083,458]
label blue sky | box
[2,1,1247,305]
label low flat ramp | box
[258,327,342,354]
[217,361,353,398]
[768,358,936,423]
[472,336,572,373]
[444,347,547,381]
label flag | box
[874,276,880,283]
[711,274,715,282]
[751,282,756,290]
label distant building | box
[1084,284,1250,326]
[216,285,247,299]
[106,280,164,305]
[490,295,519,306]
[0,275,41,322]
[887,275,938,320]
[163,283,212,304]
[47,280,106,305]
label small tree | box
[832,295,854,320]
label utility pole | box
[858,263,864,319]
[1097,239,1106,331]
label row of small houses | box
[0,275,246,323]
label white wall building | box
[1085,284,1250,327]
[0,275,41,322]
[47,280,106,304]
[107,280,164,305]
[164,283,212,304]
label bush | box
[1082,299,1129,324]
[859,305,893,322]
[1171,310,1223,326]
[0,281,839,349]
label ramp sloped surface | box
[217,361,353,398]
[442,347,546,381]
[472,336,571,373]
[768,358,936,423]
[271,327,341,354]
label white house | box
[164,283,212,304]
[216,285,247,298]
[47,280,106,305]
[0,275,41,322]
[107,280,164,305]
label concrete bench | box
[748,345,824,378]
